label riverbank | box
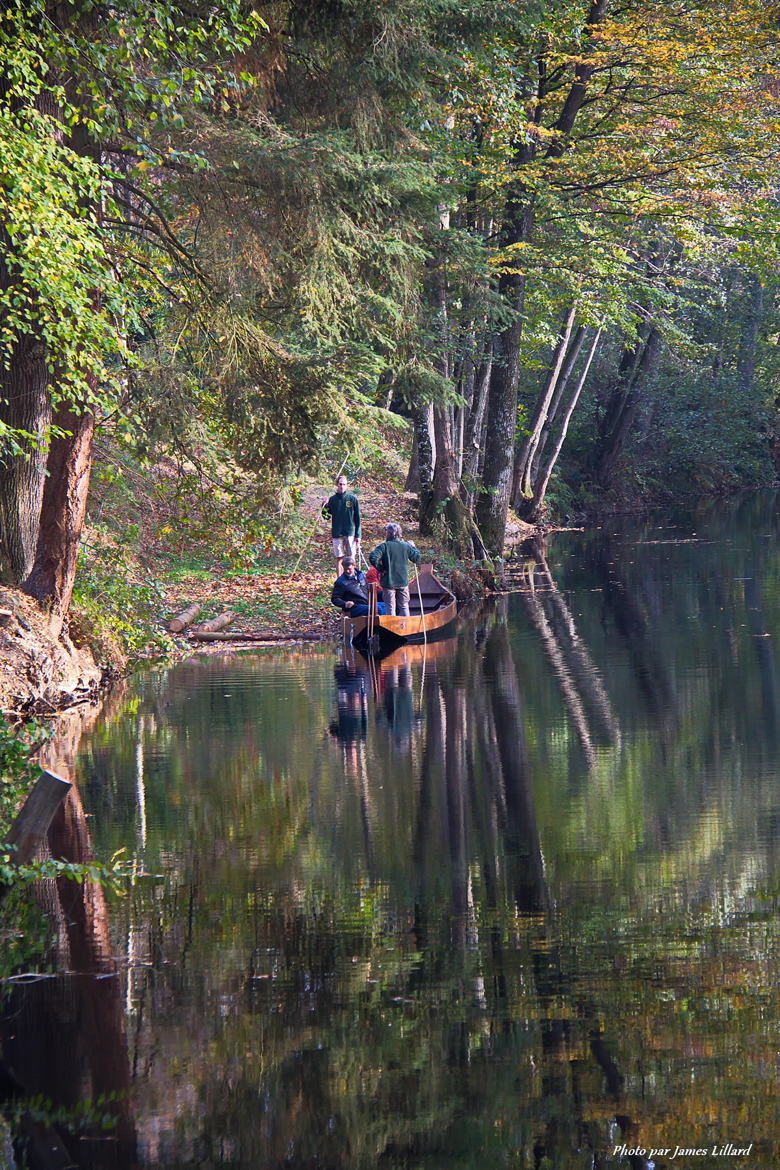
[0,480,529,716]
[0,588,103,717]
[0,401,551,719]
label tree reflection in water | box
[1,706,136,1170]
[55,507,780,1166]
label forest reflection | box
[1,705,136,1170]
[8,500,780,1168]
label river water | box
[8,495,780,1168]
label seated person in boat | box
[368,523,422,616]
[331,557,386,617]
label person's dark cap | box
[342,556,356,567]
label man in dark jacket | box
[331,557,385,617]
[368,523,421,616]
[322,474,361,576]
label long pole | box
[292,451,350,575]
[415,567,427,709]
[416,571,427,648]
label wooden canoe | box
[345,564,457,654]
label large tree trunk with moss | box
[421,395,489,557]
[422,403,488,558]
[474,221,529,554]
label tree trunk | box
[475,0,608,554]
[427,240,452,504]
[529,323,587,486]
[11,51,101,631]
[410,402,435,513]
[0,332,52,584]
[167,602,202,633]
[3,771,72,866]
[191,610,237,634]
[0,72,62,584]
[423,403,488,558]
[418,219,489,558]
[525,326,602,520]
[474,202,531,555]
[454,397,466,481]
[23,403,95,636]
[430,404,458,503]
[594,325,662,488]
[513,303,578,504]
[404,427,420,493]
[461,345,492,508]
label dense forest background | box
[2,0,780,631]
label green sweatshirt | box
[369,537,421,589]
[324,491,361,540]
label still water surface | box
[19,497,780,1167]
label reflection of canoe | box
[349,633,459,672]
[344,565,457,654]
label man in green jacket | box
[369,522,421,616]
[322,474,361,576]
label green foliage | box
[0,0,265,454]
[71,539,173,662]
[0,21,129,417]
[0,717,129,886]
[561,259,779,509]
[0,847,131,895]
[3,0,780,575]
[5,1092,125,1136]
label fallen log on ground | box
[188,630,324,643]
[189,611,236,635]
[167,602,202,633]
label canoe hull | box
[347,599,457,650]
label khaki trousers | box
[385,586,410,616]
